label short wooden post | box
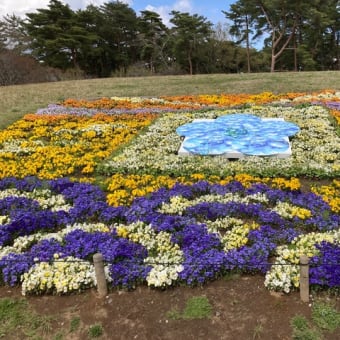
[93,253,108,297]
[299,255,309,303]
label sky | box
[0,0,234,27]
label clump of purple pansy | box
[309,241,340,288]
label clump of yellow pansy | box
[271,177,301,191]
[311,179,340,213]
[0,215,10,225]
[106,173,184,206]
[222,222,259,251]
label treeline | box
[225,0,339,72]
[0,0,339,85]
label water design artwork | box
[176,113,300,157]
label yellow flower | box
[190,173,205,180]
[0,112,157,181]
[311,180,340,213]
[116,226,129,238]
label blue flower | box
[0,176,338,292]
[310,242,340,287]
[176,113,300,156]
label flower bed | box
[0,91,339,295]
[0,176,339,295]
[101,105,339,178]
[0,112,157,179]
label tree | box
[225,0,327,72]
[206,22,241,73]
[223,2,255,72]
[98,1,139,75]
[0,14,30,54]
[255,0,312,72]
[75,5,108,77]
[300,0,340,70]
[24,0,87,69]
[0,50,58,85]
[138,10,170,73]
[169,11,213,75]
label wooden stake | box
[93,253,108,297]
[299,255,309,303]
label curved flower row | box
[0,177,339,295]
[0,113,157,179]
[60,90,340,111]
[264,231,340,292]
[58,96,206,114]
[105,173,302,206]
[33,92,340,127]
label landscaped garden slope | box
[0,90,339,296]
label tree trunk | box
[188,48,193,75]
[188,56,193,75]
[271,53,276,72]
[259,2,298,72]
[293,33,297,72]
[245,15,251,73]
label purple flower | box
[0,253,34,286]
[310,242,340,287]
[0,176,338,291]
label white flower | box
[21,257,95,295]
[101,106,339,177]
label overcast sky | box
[0,0,234,26]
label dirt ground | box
[1,274,339,340]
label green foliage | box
[53,332,64,340]
[98,2,139,76]
[225,0,340,72]
[0,14,29,54]
[0,298,27,331]
[167,296,213,320]
[0,297,54,338]
[223,272,241,281]
[291,301,340,339]
[24,0,80,69]
[88,323,104,338]
[290,315,321,340]
[70,316,81,332]
[182,296,213,319]
[166,309,182,320]
[312,302,340,332]
[169,11,213,75]
[252,321,264,339]
[138,10,170,74]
